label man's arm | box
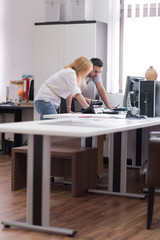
[95,82,111,108]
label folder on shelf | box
[18,84,23,100]
[23,78,30,100]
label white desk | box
[1,115,160,236]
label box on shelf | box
[8,81,24,102]
[60,0,71,21]
[45,0,94,22]
[10,80,23,85]
[70,0,93,21]
[8,84,19,103]
[45,0,60,22]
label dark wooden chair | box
[140,131,160,229]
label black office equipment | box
[110,107,127,112]
[28,80,34,101]
[155,81,160,117]
[139,80,156,117]
[81,105,103,114]
[90,100,103,106]
[81,100,104,114]
[123,76,145,108]
[126,91,141,118]
[139,80,160,117]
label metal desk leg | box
[88,132,145,199]
[81,136,98,148]
[1,134,77,236]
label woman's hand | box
[84,97,92,104]
[67,106,74,113]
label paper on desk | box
[41,115,130,129]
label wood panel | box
[11,145,97,197]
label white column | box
[27,135,34,224]
[42,135,51,226]
[107,0,120,93]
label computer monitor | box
[123,76,145,107]
[155,81,160,116]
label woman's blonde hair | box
[64,56,93,88]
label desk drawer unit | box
[11,144,98,197]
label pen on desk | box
[116,104,120,108]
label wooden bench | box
[11,144,98,197]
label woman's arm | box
[84,97,92,104]
[74,93,89,109]
[66,94,74,113]
[66,94,92,112]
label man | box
[66,58,112,113]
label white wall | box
[107,93,124,107]
[0,0,108,102]
[93,0,108,23]
[0,0,45,102]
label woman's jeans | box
[34,100,57,120]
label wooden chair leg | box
[147,187,155,229]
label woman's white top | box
[35,68,81,109]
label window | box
[121,0,160,92]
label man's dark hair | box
[90,58,103,68]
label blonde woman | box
[34,56,93,119]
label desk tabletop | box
[0,114,160,138]
[0,104,33,110]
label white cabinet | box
[34,21,107,118]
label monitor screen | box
[123,76,145,107]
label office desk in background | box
[0,104,33,154]
[1,115,160,236]
[43,113,160,198]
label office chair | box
[140,131,160,229]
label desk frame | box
[1,115,160,235]
[0,105,33,153]
[87,132,145,199]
